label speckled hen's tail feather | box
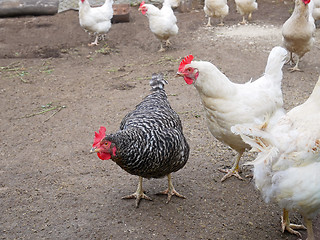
[150,73,168,91]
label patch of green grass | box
[0,62,29,83]
[95,44,112,55]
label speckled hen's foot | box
[122,176,152,207]
[157,187,186,203]
[122,191,152,208]
[156,174,186,203]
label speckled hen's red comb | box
[93,126,106,147]
[139,1,145,8]
[179,55,194,72]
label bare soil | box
[1,1,320,239]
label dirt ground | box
[1,0,320,239]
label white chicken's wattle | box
[232,76,320,240]
[79,0,113,46]
[177,46,287,182]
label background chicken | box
[235,0,258,24]
[313,0,320,24]
[165,0,181,8]
[138,1,179,52]
[232,76,320,240]
[282,0,315,72]
[90,73,190,207]
[203,0,229,26]
[177,46,287,182]
[79,0,113,46]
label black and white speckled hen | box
[90,73,190,207]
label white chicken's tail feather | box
[263,46,287,80]
[232,124,271,151]
[232,121,279,166]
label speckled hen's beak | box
[90,147,99,153]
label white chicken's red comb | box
[139,1,145,8]
[179,55,194,72]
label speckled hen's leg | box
[219,150,244,182]
[122,176,152,207]
[157,173,185,203]
[281,209,306,238]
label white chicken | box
[282,0,315,72]
[203,0,229,26]
[232,76,320,240]
[177,47,287,182]
[138,1,178,52]
[79,0,113,46]
[164,0,181,8]
[235,0,258,24]
[313,0,320,23]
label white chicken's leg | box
[157,173,185,203]
[248,12,252,21]
[285,52,295,66]
[206,17,212,27]
[89,35,99,46]
[219,150,244,182]
[158,42,166,52]
[217,17,224,26]
[122,176,152,207]
[288,57,302,72]
[281,208,306,238]
[240,16,247,25]
[304,217,315,240]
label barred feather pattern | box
[106,73,189,179]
